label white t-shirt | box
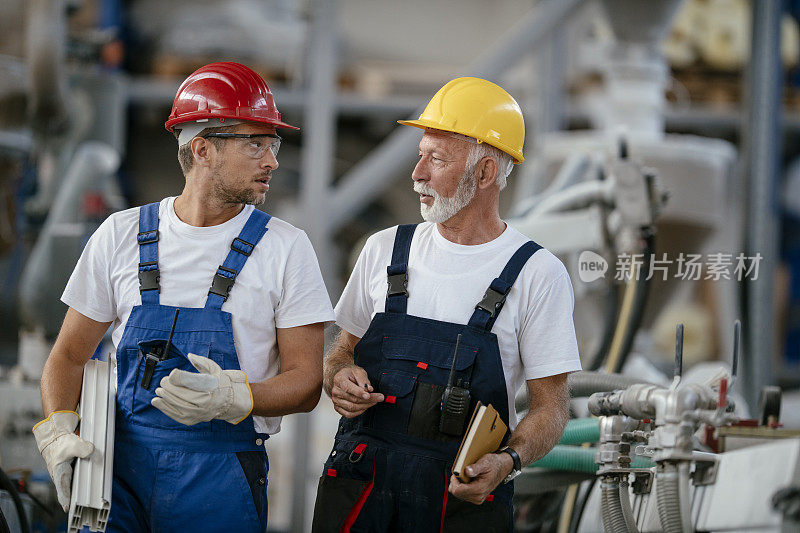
[335,222,581,429]
[62,197,335,435]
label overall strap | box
[137,202,161,305]
[468,241,542,332]
[385,224,418,314]
[205,209,272,309]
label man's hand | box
[152,354,253,425]
[330,364,384,418]
[32,411,95,511]
[448,452,512,504]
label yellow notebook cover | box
[452,402,508,482]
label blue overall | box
[107,203,271,533]
[312,224,541,533]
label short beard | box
[210,159,267,207]
[414,164,477,223]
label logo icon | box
[578,251,608,282]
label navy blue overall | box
[312,224,541,533]
[108,202,271,533]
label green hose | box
[529,445,654,473]
[559,418,600,445]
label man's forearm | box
[40,349,88,416]
[322,332,356,397]
[250,367,321,417]
[41,309,112,417]
[506,402,569,468]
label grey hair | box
[465,142,514,190]
[174,123,239,176]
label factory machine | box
[505,1,799,531]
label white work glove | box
[151,353,253,426]
[32,411,94,512]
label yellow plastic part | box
[233,374,254,425]
[398,77,526,163]
[32,410,79,432]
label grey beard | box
[417,167,477,223]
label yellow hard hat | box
[398,77,525,163]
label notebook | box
[452,401,508,483]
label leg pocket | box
[311,475,373,533]
[312,441,377,533]
[235,450,268,527]
[443,494,511,533]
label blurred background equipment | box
[1,0,800,531]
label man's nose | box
[260,149,279,171]
[411,159,427,182]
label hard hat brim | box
[397,118,524,163]
[166,114,299,132]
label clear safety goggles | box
[201,132,282,159]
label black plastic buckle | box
[209,269,237,301]
[231,237,255,256]
[137,230,159,245]
[475,287,508,318]
[387,272,408,297]
[138,262,160,292]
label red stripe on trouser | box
[440,468,449,533]
[341,465,375,533]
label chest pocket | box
[367,335,479,438]
[380,334,479,382]
[128,341,211,429]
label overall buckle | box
[137,230,159,245]
[208,266,238,301]
[231,237,255,256]
[138,262,160,292]
[475,287,508,318]
[387,272,408,297]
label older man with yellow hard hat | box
[312,77,581,532]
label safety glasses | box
[201,132,282,159]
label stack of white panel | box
[68,359,115,533]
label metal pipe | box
[326,0,586,232]
[289,2,338,531]
[601,476,627,533]
[619,478,638,533]
[25,0,68,137]
[296,0,340,295]
[568,371,656,398]
[743,0,782,409]
[18,142,120,333]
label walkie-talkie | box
[141,309,180,390]
[440,334,471,436]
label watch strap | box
[499,446,522,483]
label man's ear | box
[191,137,213,168]
[476,156,498,190]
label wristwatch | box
[498,446,522,483]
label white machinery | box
[575,324,798,532]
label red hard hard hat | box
[164,62,299,132]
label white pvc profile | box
[68,359,115,532]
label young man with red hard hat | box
[33,62,334,532]
[312,77,581,532]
